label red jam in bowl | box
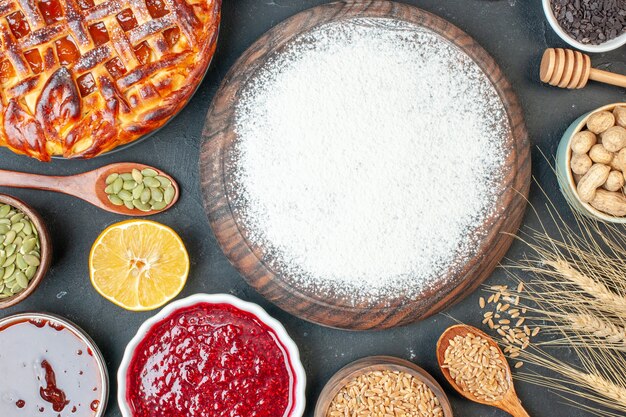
[126,302,297,417]
[0,317,104,417]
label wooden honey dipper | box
[540,48,626,90]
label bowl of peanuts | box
[556,103,626,223]
[314,356,453,417]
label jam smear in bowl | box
[0,313,108,417]
[118,294,306,417]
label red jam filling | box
[126,303,296,417]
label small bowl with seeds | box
[0,194,51,309]
[314,356,453,417]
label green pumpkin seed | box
[104,184,115,194]
[0,254,5,267]
[10,283,22,294]
[15,272,28,289]
[132,201,151,212]
[124,200,134,210]
[142,177,160,188]
[140,188,151,204]
[164,186,175,204]
[9,213,24,223]
[15,253,27,270]
[112,177,124,194]
[23,254,40,267]
[132,183,145,200]
[120,173,134,181]
[118,190,133,201]
[0,283,4,293]
[3,254,16,268]
[5,244,16,258]
[156,176,171,187]
[132,169,144,183]
[22,221,32,236]
[105,173,119,184]
[151,188,164,202]
[3,230,15,245]
[0,205,10,218]
[108,195,124,206]
[20,238,37,254]
[151,201,167,211]
[11,222,24,233]
[123,180,137,190]
[25,266,37,279]
[0,224,9,234]
[0,218,10,225]
[142,168,158,177]
[3,264,15,279]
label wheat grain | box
[442,333,508,402]
[327,370,443,417]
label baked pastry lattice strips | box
[0,0,220,160]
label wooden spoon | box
[0,163,179,216]
[436,324,531,417]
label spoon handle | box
[0,169,86,197]
[504,397,531,417]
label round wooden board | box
[199,0,530,330]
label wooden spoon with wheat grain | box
[437,324,531,417]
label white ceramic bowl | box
[0,312,109,417]
[117,293,306,417]
[542,0,626,53]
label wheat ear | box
[544,259,626,317]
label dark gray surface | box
[1,1,625,416]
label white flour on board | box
[231,18,509,306]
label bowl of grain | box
[542,0,626,53]
[0,194,51,309]
[314,356,453,417]
[556,103,626,223]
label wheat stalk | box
[478,172,626,416]
[568,314,626,346]
[543,259,626,317]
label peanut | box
[570,130,596,154]
[590,189,626,217]
[577,163,611,202]
[604,170,625,192]
[589,144,613,165]
[587,111,615,134]
[571,153,592,175]
[600,126,626,152]
[611,148,626,172]
[614,106,626,128]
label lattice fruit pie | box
[0,0,220,160]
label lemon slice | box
[89,220,189,311]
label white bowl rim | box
[117,293,307,417]
[0,312,109,417]
[542,0,626,53]
[563,102,626,222]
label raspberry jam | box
[126,303,297,417]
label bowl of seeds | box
[314,356,452,417]
[0,194,51,309]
